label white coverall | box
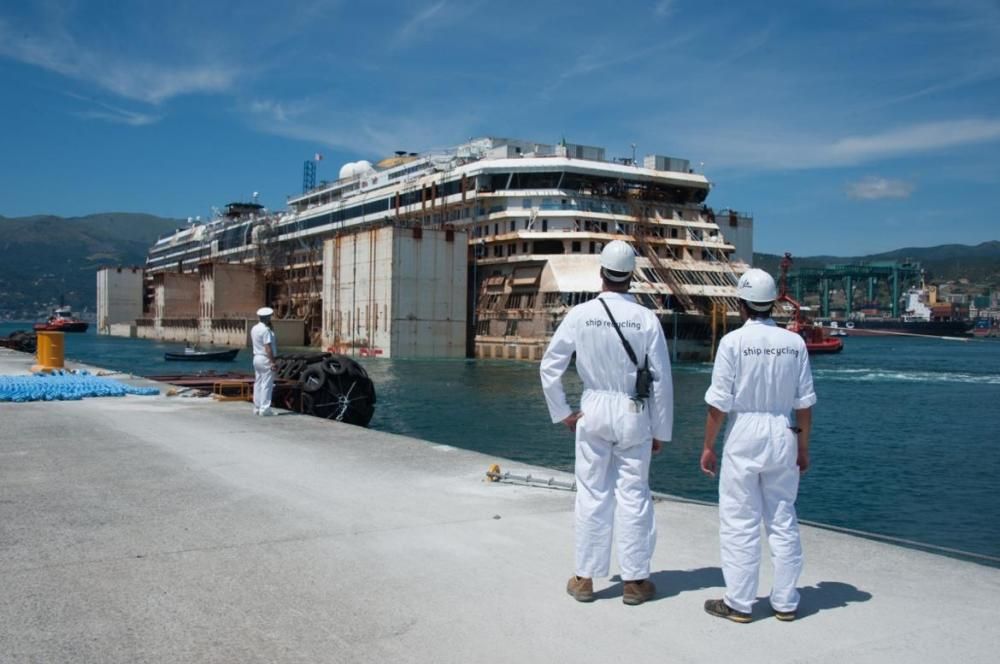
[250,321,277,413]
[704,318,817,614]
[540,292,673,581]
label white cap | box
[256,306,274,317]
[599,240,636,281]
[736,269,777,310]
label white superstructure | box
[144,137,754,358]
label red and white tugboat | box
[33,306,89,333]
[777,253,843,355]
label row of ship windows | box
[513,198,697,219]
[476,239,723,261]
[302,170,706,212]
[153,190,717,260]
[474,219,720,242]
[149,234,725,270]
[296,178,468,213]
[293,186,704,231]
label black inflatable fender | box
[323,357,348,376]
[300,364,326,392]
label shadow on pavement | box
[749,580,873,621]
[796,581,873,619]
[595,567,725,602]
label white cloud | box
[683,118,1000,170]
[829,118,1000,163]
[249,99,314,125]
[558,30,702,81]
[76,110,160,126]
[394,1,449,45]
[0,16,239,104]
[63,92,162,126]
[654,0,675,18]
[245,97,476,157]
[846,176,916,200]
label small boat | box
[798,327,844,354]
[164,346,240,362]
[34,306,89,333]
[777,253,843,355]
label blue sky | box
[0,0,997,256]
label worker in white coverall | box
[700,268,817,623]
[251,306,278,416]
[540,240,673,606]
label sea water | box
[3,323,997,562]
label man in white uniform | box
[251,306,278,416]
[540,240,673,606]
[700,268,817,623]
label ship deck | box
[1,348,995,663]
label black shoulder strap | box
[598,297,639,366]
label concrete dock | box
[1,348,996,663]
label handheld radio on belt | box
[598,298,652,400]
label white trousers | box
[252,355,274,412]
[718,413,803,614]
[574,402,655,581]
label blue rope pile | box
[0,370,160,402]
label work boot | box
[773,607,797,622]
[704,598,752,623]
[622,579,656,606]
[566,576,594,602]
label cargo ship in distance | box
[144,137,754,360]
[830,286,971,338]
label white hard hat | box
[736,269,777,310]
[600,240,636,281]
[257,306,274,317]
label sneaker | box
[258,407,275,417]
[773,608,797,622]
[566,576,594,602]
[622,579,656,606]
[704,598,752,623]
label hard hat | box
[256,306,274,317]
[736,269,777,310]
[600,240,636,281]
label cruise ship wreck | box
[122,137,753,360]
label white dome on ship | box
[339,162,357,179]
[337,159,375,180]
[338,160,376,180]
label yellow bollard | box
[32,331,65,373]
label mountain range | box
[1,212,997,319]
[0,213,181,317]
